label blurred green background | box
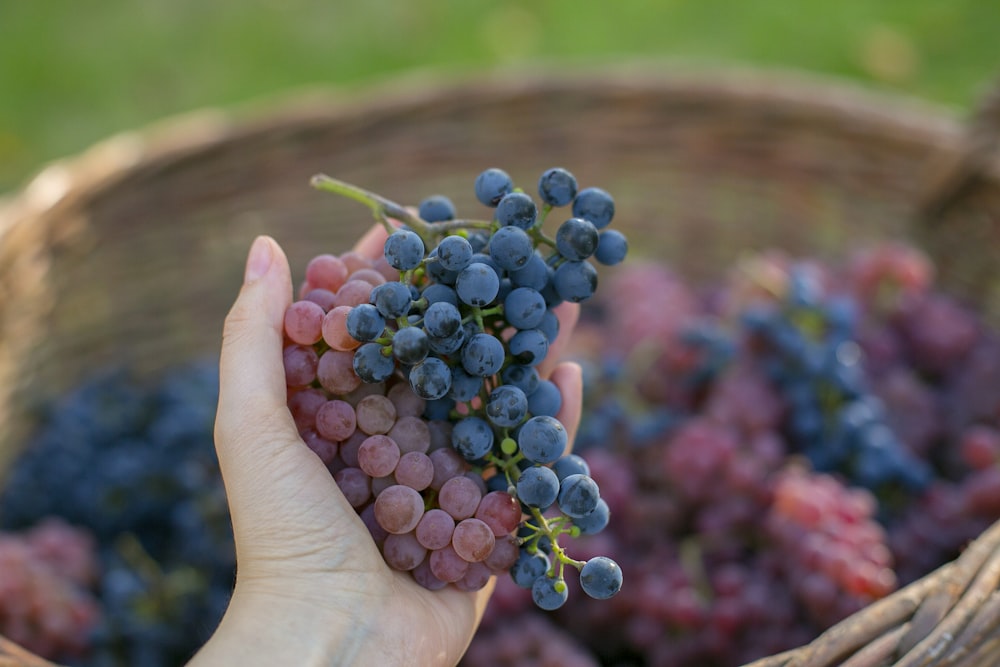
[1,0,997,194]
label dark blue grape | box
[509,329,549,366]
[516,465,560,509]
[556,218,599,261]
[579,556,622,599]
[456,262,500,307]
[538,167,578,207]
[504,287,546,330]
[423,397,455,421]
[421,283,459,308]
[572,186,615,229]
[532,576,568,610]
[452,416,494,461]
[423,301,462,338]
[383,230,426,271]
[436,235,474,272]
[474,168,514,207]
[428,329,466,355]
[345,304,385,342]
[511,548,550,588]
[500,364,540,396]
[510,253,550,291]
[408,357,451,400]
[489,225,534,272]
[552,454,591,481]
[558,474,601,518]
[573,498,610,535]
[537,309,560,343]
[496,192,538,229]
[553,260,598,303]
[425,248,459,285]
[486,385,528,428]
[518,416,567,464]
[461,333,505,377]
[527,379,562,417]
[449,367,483,402]
[353,343,395,383]
[391,326,429,365]
[418,194,456,222]
[372,281,413,318]
[594,229,628,265]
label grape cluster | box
[460,242,1000,666]
[0,364,233,667]
[0,519,101,661]
[285,167,627,607]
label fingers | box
[215,236,299,473]
[352,223,391,260]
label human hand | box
[188,227,583,667]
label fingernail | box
[245,236,273,283]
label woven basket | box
[1,65,999,666]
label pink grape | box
[338,430,367,468]
[429,448,467,490]
[389,415,431,454]
[388,382,426,417]
[438,476,483,520]
[305,254,349,292]
[303,287,338,312]
[301,429,338,465]
[395,451,434,491]
[350,267,388,287]
[452,518,496,563]
[315,400,357,442]
[382,531,427,571]
[317,349,362,395]
[283,345,319,388]
[335,279,374,309]
[287,388,326,432]
[415,509,455,550]
[455,561,493,592]
[333,468,371,508]
[484,534,520,572]
[412,557,448,591]
[430,544,470,582]
[355,394,397,435]
[323,306,362,352]
[475,491,522,537]
[339,251,373,274]
[284,300,325,345]
[358,435,401,478]
[374,485,425,534]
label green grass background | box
[1,0,997,194]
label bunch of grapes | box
[282,167,627,608]
[0,364,234,667]
[0,519,101,661]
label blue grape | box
[518,416,567,464]
[449,367,483,402]
[537,309,560,343]
[391,326,429,365]
[594,229,628,265]
[425,248,459,285]
[527,379,562,417]
[511,548,550,588]
[500,364,540,396]
[345,303,385,342]
[436,235,474,272]
[532,576,568,610]
[418,194,455,222]
[452,416,494,461]
[553,260,598,303]
[509,329,549,366]
[556,218,599,261]
[510,253,550,291]
[408,357,451,400]
[504,287,547,330]
[538,167,578,207]
[461,333,505,377]
[489,225,534,272]
[552,454,591,481]
[423,301,462,338]
[573,498,610,535]
[353,343,395,383]
[572,186,615,229]
[496,192,538,229]
[474,168,513,207]
[558,474,601,518]
[579,556,622,600]
[486,385,528,428]
[383,230,425,271]
[372,282,413,318]
[469,251,506,278]
[421,283,459,307]
[428,329,466,355]
[516,465,560,509]
[456,262,500,307]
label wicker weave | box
[0,65,998,666]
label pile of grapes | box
[286,167,627,605]
[465,244,1000,666]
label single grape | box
[556,218,599,261]
[438,476,484,520]
[573,499,610,535]
[346,303,386,342]
[372,282,413,319]
[509,329,549,366]
[392,326,430,365]
[452,416,495,461]
[461,333,505,377]
[374,485,425,534]
[496,192,538,229]
[504,287,547,330]
[382,531,427,571]
[501,364,540,397]
[558,474,601,518]
[579,556,623,599]
[284,300,325,345]
[572,186,615,229]
[489,225,534,272]
[510,253,550,291]
[423,301,463,338]
[305,253,349,292]
[452,518,496,562]
[355,395,397,435]
[449,367,483,402]
[553,260,598,303]
[435,235,474,272]
[474,168,514,207]
[594,229,629,266]
[358,434,401,478]
[418,194,456,222]
[532,575,569,610]
[486,385,529,428]
[474,490,522,536]
[511,548,550,588]
[408,357,451,400]
[421,283,459,307]
[415,509,455,550]
[516,465,560,509]
[383,230,426,271]
[538,167,578,207]
[353,343,395,383]
[518,416,568,464]
[430,544,470,582]
[456,262,501,307]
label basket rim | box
[0,62,987,238]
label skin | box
[187,227,582,667]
